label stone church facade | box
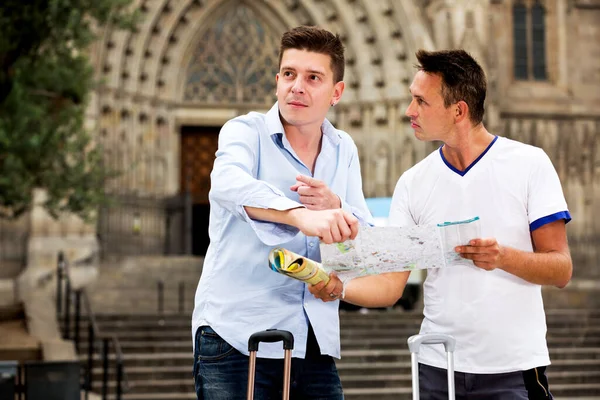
[1,0,599,285]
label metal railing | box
[56,251,128,400]
[156,279,188,314]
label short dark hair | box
[415,49,486,125]
[279,26,345,83]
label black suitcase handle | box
[247,329,294,400]
[248,329,294,352]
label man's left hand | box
[308,272,345,302]
[290,174,341,210]
[455,238,503,271]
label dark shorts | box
[419,363,553,400]
[193,326,344,400]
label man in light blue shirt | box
[191,26,372,399]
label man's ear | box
[455,100,469,123]
[331,81,345,106]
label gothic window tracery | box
[183,4,280,105]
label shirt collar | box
[266,101,341,146]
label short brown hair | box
[415,49,487,125]
[279,26,345,83]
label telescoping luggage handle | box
[247,329,294,400]
[407,333,456,400]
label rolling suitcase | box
[247,329,294,400]
[408,333,456,400]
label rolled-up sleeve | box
[209,119,302,244]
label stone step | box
[88,289,197,299]
[90,356,600,379]
[0,303,24,320]
[103,395,600,400]
[336,359,600,374]
[0,319,42,362]
[87,308,600,319]
[93,369,600,392]
[88,308,600,320]
[339,370,600,387]
[90,358,600,384]
[74,330,191,341]
[98,383,600,400]
[341,384,600,400]
[71,314,600,331]
[108,394,196,400]
[92,274,200,282]
[85,309,600,324]
[83,351,600,373]
[80,341,600,359]
[74,334,600,357]
[90,365,192,382]
[91,367,600,396]
[71,328,600,346]
[85,301,196,314]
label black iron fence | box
[97,192,192,258]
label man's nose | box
[405,100,416,117]
[291,78,305,94]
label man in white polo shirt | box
[311,49,572,399]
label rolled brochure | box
[268,248,330,285]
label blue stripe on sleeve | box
[530,211,572,232]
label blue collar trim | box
[439,136,499,177]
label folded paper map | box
[269,217,481,284]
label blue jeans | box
[193,326,344,400]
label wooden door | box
[180,126,220,255]
[180,126,220,204]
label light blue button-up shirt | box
[191,102,372,359]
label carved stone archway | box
[92,0,431,198]
[88,0,431,257]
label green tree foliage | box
[0,0,138,220]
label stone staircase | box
[73,309,600,400]
[81,257,600,399]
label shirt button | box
[309,242,314,247]
[304,302,308,307]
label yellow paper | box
[268,248,330,285]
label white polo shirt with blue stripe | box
[389,135,571,373]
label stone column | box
[15,189,99,361]
[19,189,99,291]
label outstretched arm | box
[245,206,359,244]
